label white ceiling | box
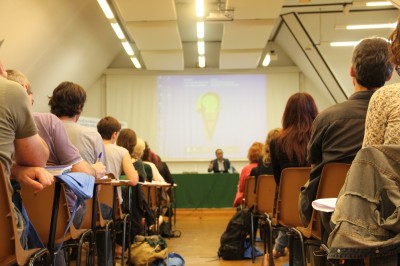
[0,0,399,112]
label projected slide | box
[157,74,267,161]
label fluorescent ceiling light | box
[97,0,114,19]
[262,53,271,67]
[131,57,141,69]
[197,41,205,55]
[330,41,360,47]
[197,21,204,39]
[122,41,134,56]
[336,23,396,30]
[198,55,205,68]
[196,0,204,17]
[111,23,125,39]
[366,1,392,6]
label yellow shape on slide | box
[196,92,221,141]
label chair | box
[20,181,94,266]
[294,163,351,265]
[272,167,311,266]
[250,174,276,263]
[97,181,131,266]
[242,176,256,209]
[0,164,50,266]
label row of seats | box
[242,162,351,265]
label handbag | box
[130,235,168,266]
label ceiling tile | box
[141,50,184,70]
[115,0,177,21]
[126,21,182,50]
[219,49,262,69]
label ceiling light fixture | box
[262,53,271,67]
[336,23,396,30]
[196,0,204,17]
[131,57,141,69]
[122,41,134,56]
[366,1,393,6]
[330,41,360,47]
[197,21,204,39]
[197,41,205,55]
[198,55,205,68]
[111,23,125,39]
[97,0,114,19]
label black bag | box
[218,207,253,260]
[159,222,181,238]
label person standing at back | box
[270,92,318,263]
[208,148,231,173]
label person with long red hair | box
[270,92,318,261]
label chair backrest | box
[243,176,256,209]
[298,163,351,240]
[255,175,276,215]
[276,167,311,228]
[316,163,351,199]
[20,182,73,245]
[0,164,44,266]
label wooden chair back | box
[275,167,311,228]
[243,176,256,209]
[20,182,72,245]
[255,175,276,216]
[297,163,351,240]
[0,164,49,266]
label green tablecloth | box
[173,173,238,208]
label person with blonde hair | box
[251,128,282,182]
[233,141,264,207]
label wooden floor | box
[165,208,289,266]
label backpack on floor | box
[217,206,253,260]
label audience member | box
[131,137,148,182]
[363,21,400,147]
[270,92,318,262]
[97,118,138,259]
[208,148,231,173]
[301,37,393,247]
[7,69,97,230]
[0,60,53,249]
[48,81,109,265]
[250,128,282,189]
[117,131,155,239]
[232,142,263,207]
[48,81,108,173]
[142,141,174,184]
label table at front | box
[173,173,238,208]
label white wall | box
[84,67,332,174]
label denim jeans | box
[274,230,303,266]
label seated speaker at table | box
[207,149,231,173]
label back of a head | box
[134,138,146,159]
[49,81,87,118]
[247,142,263,163]
[279,92,318,164]
[116,128,137,154]
[389,17,400,66]
[6,69,29,88]
[263,128,282,164]
[97,116,121,140]
[352,37,393,90]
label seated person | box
[233,142,263,207]
[208,149,231,173]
